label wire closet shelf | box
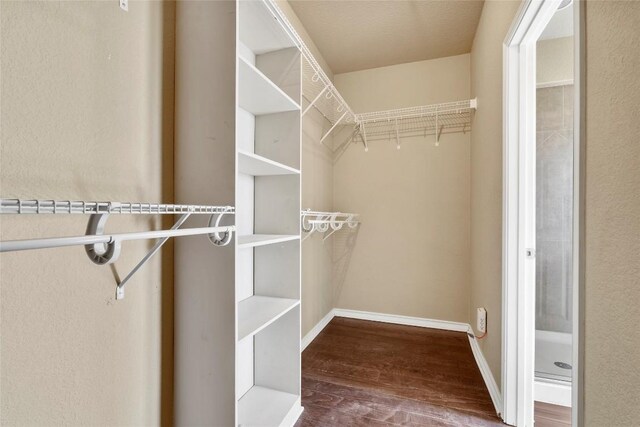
[301,209,360,242]
[0,199,236,299]
[355,99,477,150]
[269,2,357,133]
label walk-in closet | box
[2,1,639,426]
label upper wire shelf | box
[0,199,233,215]
[0,198,235,299]
[269,2,357,130]
[355,99,477,150]
[301,57,357,126]
[269,2,477,155]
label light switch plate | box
[120,0,128,12]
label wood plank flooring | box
[295,317,504,426]
[534,402,572,427]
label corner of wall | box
[468,0,522,392]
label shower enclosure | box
[535,82,573,384]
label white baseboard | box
[333,308,470,332]
[282,399,304,427]
[301,307,503,419]
[301,309,335,351]
[468,334,503,418]
[535,378,572,407]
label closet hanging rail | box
[0,199,235,299]
[354,99,477,150]
[301,209,360,242]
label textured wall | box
[0,1,175,425]
[584,1,640,424]
[333,55,471,324]
[469,0,522,389]
[300,106,335,336]
[278,0,337,337]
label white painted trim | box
[502,1,565,426]
[537,79,574,88]
[468,334,504,418]
[282,400,304,427]
[535,378,572,407]
[572,1,586,425]
[301,309,335,351]
[333,308,470,333]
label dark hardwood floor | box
[534,402,571,427]
[295,317,573,426]
[295,317,504,426]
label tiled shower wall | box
[536,84,574,334]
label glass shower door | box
[535,83,573,382]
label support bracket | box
[320,110,348,144]
[302,85,329,117]
[115,213,192,300]
[361,122,369,152]
[437,124,445,143]
[85,214,121,265]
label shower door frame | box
[502,0,585,426]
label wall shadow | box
[332,226,359,302]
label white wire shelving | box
[270,2,357,144]
[301,57,356,127]
[0,199,233,215]
[354,99,477,151]
[270,3,477,155]
[0,198,235,299]
[301,209,359,242]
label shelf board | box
[238,386,301,427]
[238,296,299,341]
[237,234,299,249]
[238,0,298,55]
[238,57,300,116]
[238,151,300,176]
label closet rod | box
[0,225,234,253]
[301,209,360,242]
[1,198,235,299]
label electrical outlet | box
[477,307,487,334]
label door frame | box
[501,0,585,425]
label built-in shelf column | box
[236,1,303,426]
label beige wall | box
[332,55,471,323]
[335,54,471,112]
[0,1,175,425]
[279,0,337,337]
[584,1,640,425]
[469,0,521,388]
[300,106,336,336]
[538,36,574,85]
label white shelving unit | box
[238,151,300,176]
[238,58,300,115]
[175,1,302,426]
[238,296,300,340]
[238,234,299,248]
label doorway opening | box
[502,0,584,425]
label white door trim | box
[501,1,573,425]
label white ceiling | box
[289,0,485,74]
